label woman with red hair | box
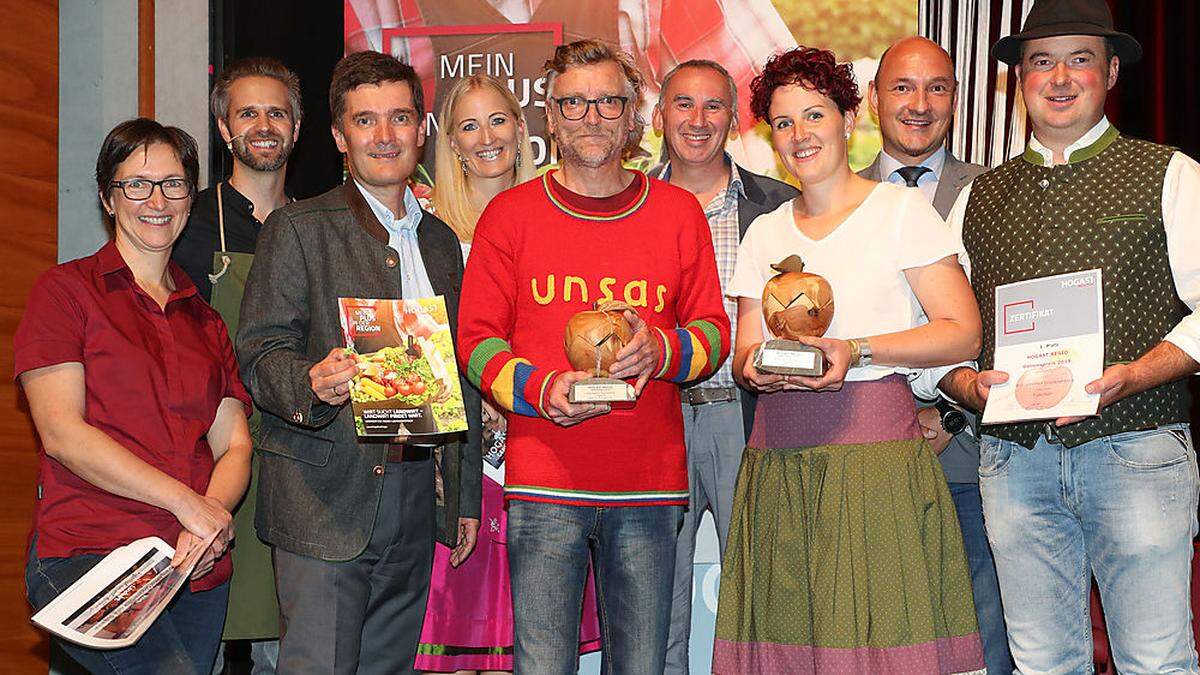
[712,47,985,674]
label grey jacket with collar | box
[858,149,986,219]
[650,163,798,440]
[731,168,798,439]
[236,181,482,560]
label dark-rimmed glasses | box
[109,178,192,201]
[551,95,629,121]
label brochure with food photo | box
[338,297,469,437]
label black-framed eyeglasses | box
[109,178,193,201]
[551,95,629,121]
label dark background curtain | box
[1106,0,1200,159]
[209,1,344,198]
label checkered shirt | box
[662,160,743,390]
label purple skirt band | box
[748,374,922,449]
[713,634,986,675]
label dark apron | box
[210,183,278,640]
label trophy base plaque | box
[569,377,636,404]
[754,339,825,377]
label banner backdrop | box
[346,0,916,185]
[344,2,915,672]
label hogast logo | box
[1061,275,1096,289]
[530,275,669,312]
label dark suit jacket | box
[858,150,987,219]
[859,150,988,482]
[236,181,482,560]
[650,163,798,441]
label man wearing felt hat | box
[936,0,1200,671]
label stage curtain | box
[919,0,1199,166]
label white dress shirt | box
[353,180,436,299]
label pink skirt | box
[415,475,603,672]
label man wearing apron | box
[171,56,302,675]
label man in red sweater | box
[458,40,730,674]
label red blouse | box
[13,241,251,590]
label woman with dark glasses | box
[15,118,252,674]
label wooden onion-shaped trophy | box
[754,255,835,376]
[564,301,637,403]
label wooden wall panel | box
[0,0,57,670]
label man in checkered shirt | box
[649,59,797,675]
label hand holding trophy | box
[754,255,835,376]
[564,301,638,404]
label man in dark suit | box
[236,51,481,674]
[860,36,1010,674]
[649,59,797,675]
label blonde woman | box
[430,76,534,254]
[416,74,600,674]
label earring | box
[845,132,851,140]
[516,148,522,167]
[458,155,468,175]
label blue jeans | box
[980,424,1200,674]
[666,400,744,675]
[507,500,683,675]
[949,481,1014,674]
[27,542,229,674]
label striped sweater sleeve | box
[651,320,726,383]
[651,197,731,384]
[465,337,558,418]
[457,202,557,418]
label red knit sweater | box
[458,170,730,506]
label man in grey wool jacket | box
[236,50,481,674]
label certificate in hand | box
[982,269,1104,425]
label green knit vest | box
[963,127,1189,449]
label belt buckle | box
[685,386,735,406]
[1042,421,1061,444]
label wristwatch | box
[934,397,968,435]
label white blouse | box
[729,182,963,383]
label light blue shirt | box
[879,147,947,205]
[353,180,435,299]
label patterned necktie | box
[895,165,932,188]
